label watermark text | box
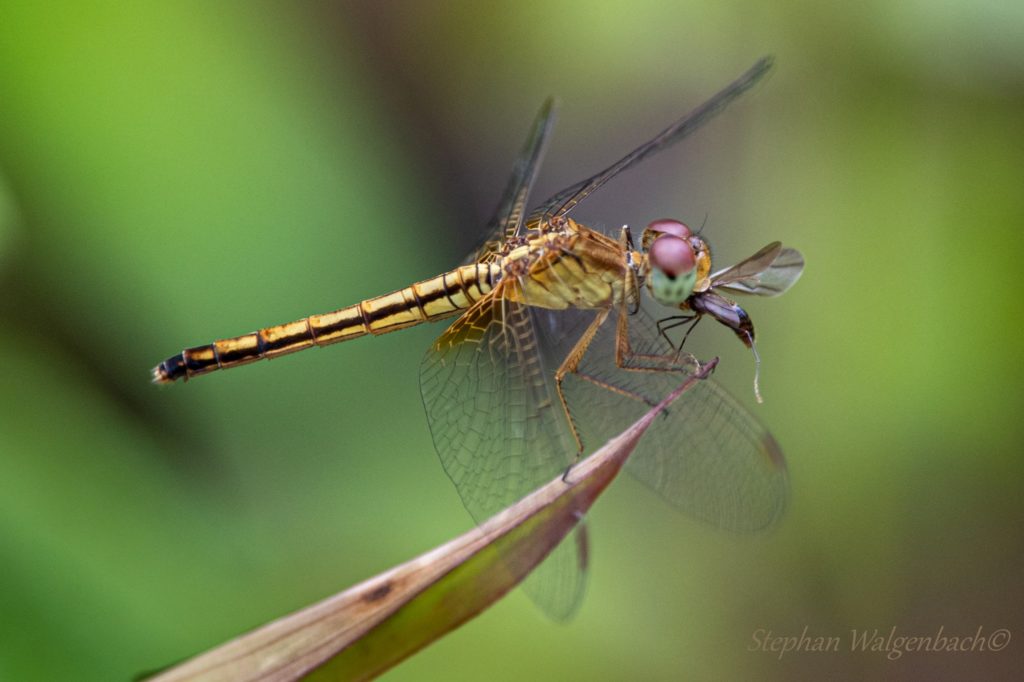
[749,626,1010,660]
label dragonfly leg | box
[614,305,700,374]
[559,368,662,479]
[554,307,612,459]
[573,371,659,408]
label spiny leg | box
[554,306,673,483]
[561,227,672,419]
[614,303,701,375]
[572,371,660,408]
[554,307,611,464]
[559,263,693,476]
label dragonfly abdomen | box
[152,262,500,383]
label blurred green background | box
[1,2,1022,680]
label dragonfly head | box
[642,219,711,306]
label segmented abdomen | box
[152,262,500,383]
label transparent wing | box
[562,305,788,531]
[463,98,558,265]
[419,281,588,620]
[537,57,774,221]
[712,245,805,297]
[709,241,782,286]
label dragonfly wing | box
[521,522,589,622]
[709,241,782,286]
[419,282,588,620]
[462,98,558,265]
[712,245,804,297]
[562,305,788,531]
[538,57,774,221]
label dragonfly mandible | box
[153,56,803,620]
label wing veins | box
[710,241,783,286]
[463,98,558,265]
[539,57,774,221]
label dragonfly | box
[153,56,803,620]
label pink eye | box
[647,218,692,240]
[649,235,696,277]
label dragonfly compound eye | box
[646,218,692,240]
[648,235,697,305]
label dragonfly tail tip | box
[151,364,174,385]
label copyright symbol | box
[989,629,1011,651]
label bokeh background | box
[1,2,1022,680]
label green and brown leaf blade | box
[145,360,718,682]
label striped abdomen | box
[152,262,500,383]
